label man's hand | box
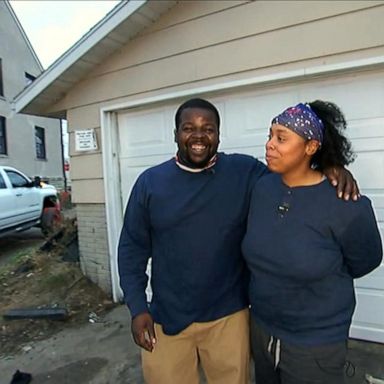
[131,312,156,352]
[324,166,360,201]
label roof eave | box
[12,0,149,117]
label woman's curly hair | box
[308,100,356,172]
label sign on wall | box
[75,129,98,151]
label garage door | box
[116,69,384,343]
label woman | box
[242,101,382,384]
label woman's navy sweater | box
[242,173,382,346]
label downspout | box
[59,118,67,191]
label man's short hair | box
[175,98,221,130]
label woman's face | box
[265,124,315,174]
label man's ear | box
[174,128,177,143]
[306,140,320,156]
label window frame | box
[5,170,30,188]
[0,173,6,189]
[0,58,3,97]
[35,126,46,160]
[25,72,36,86]
[0,116,7,155]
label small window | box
[0,58,3,96]
[25,72,36,86]
[0,116,6,155]
[5,170,29,188]
[35,126,46,159]
[0,173,6,189]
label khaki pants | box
[142,309,250,384]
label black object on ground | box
[4,307,68,321]
[10,370,32,384]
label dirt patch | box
[0,220,115,357]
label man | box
[118,98,357,384]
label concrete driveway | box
[1,305,143,384]
[1,305,384,384]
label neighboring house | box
[13,1,384,342]
[0,1,63,188]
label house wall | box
[58,0,384,295]
[57,0,384,110]
[76,204,111,293]
[0,1,63,186]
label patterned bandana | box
[271,103,324,143]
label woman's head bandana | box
[271,103,324,143]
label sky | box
[10,0,122,69]
[9,1,122,159]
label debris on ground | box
[0,218,115,357]
[366,374,384,384]
[4,307,69,321]
[40,217,79,262]
[88,311,103,324]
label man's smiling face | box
[175,107,220,168]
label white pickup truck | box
[0,166,60,235]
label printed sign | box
[75,129,98,151]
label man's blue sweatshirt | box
[118,153,267,335]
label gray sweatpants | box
[250,315,347,384]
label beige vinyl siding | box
[66,107,104,202]
[59,0,384,203]
[61,2,384,109]
[93,0,382,77]
[66,104,102,130]
[143,0,382,36]
[71,179,105,204]
[69,153,103,180]
[68,127,104,203]
[143,0,248,32]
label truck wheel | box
[41,207,60,236]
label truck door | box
[4,169,41,225]
[0,171,18,230]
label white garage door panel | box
[348,112,384,343]
[351,327,384,344]
[349,118,384,139]
[119,155,173,208]
[117,105,176,207]
[300,74,384,120]
[119,110,167,145]
[349,152,384,190]
[119,154,174,168]
[365,195,384,221]
[352,290,384,343]
[117,106,175,158]
[223,89,297,132]
[354,292,384,324]
[356,268,384,290]
[219,90,299,159]
[220,134,266,159]
[116,70,384,342]
[119,165,143,208]
[352,138,384,152]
